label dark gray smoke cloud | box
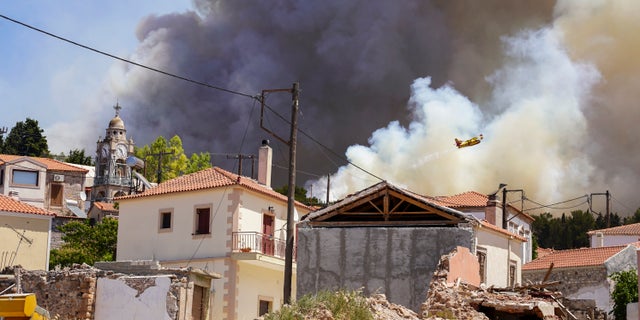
[112,0,554,188]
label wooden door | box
[262,214,274,255]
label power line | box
[522,195,589,211]
[0,14,256,100]
[1,13,385,184]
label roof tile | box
[0,194,56,216]
[587,223,640,236]
[522,245,632,271]
[116,167,312,209]
[0,154,88,173]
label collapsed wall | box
[0,261,218,320]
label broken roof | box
[302,181,470,227]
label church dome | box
[109,115,125,129]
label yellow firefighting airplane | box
[455,134,483,149]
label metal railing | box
[232,232,295,260]
[95,176,132,186]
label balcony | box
[94,176,132,187]
[231,232,295,261]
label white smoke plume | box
[309,27,600,206]
[108,0,640,214]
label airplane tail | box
[454,138,461,147]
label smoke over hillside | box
[109,0,640,214]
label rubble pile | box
[421,248,566,320]
[366,293,420,320]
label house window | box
[12,170,38,186]
[509,260,517,287]
[159,210,173,231]
[476,248,487,284]
[50,184,63,207]
[258,298,272,316]
[0,169,4,185]
[194,207,210,235]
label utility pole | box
[148,150,174,183]
[260,82,299,304]
[226,153,256,177]
[590,191,611,227]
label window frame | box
[193,205,212,237]
[50,183,64,207]
[11,169,39,187]
[258,296,273,317]
[476,247,487,285]
[158,209,174,232]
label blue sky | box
[0,1,193,154]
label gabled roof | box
[587,223,640,236]
[0,194,55,217]
[434,191,534,222]
[302,181,470,227]
[0,154,88,173]
[522,245,636,271]
[116,167,312,209]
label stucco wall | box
[476,228,523,287]
[296,226,473,312]
[0,213,51,270]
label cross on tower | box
[114,102,122,116]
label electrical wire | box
[1,13,386,185]
[522,195,589,211]
[0,14,256,101]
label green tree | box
[610,269,638,320]
[65,148,93,165]
[3,118,50,157]
[134,135,210,183]
[49,217,118,268]
[186,152,212,174]
[624,208,640,225]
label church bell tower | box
[92,103,135,202]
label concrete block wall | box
[296,226,474,312]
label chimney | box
[258,140,272,187]
[485,194,503,227]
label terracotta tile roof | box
[522,245,630,271]
[587,223,640,236]
[116,167,312,210]
[536,247,555,259]
[0,194,56,216]
[434,191,534,222]
[478,220,527,242]
[433,191,489,208]
[0,154,88,173]
[93,202,118,212]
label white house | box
[431,190,532,287]
[588,223,640,248]
[115,142,313,320]
[0,194,55,271]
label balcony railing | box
[95,176,132,186]
[232,232,295,260]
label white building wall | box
[95,276,172,320]
[476,228,523,287]
[4,161,47,207]
[0,213,52,271]
[590,234,639,248]
[116,189,230,261]
[237,262,293,320]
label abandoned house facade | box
[115,142,313,320]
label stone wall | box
[296,226,474,312]
[2,262,217,320]
[523,266,609,319]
